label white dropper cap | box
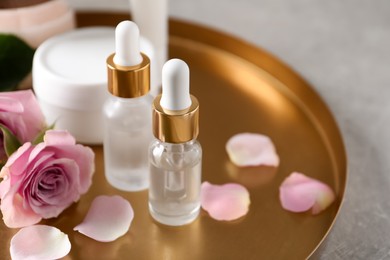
[160,59,192,111]
[113,20,143,66]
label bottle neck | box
[158,139,197,150]
[110,92,152,103]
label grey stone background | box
[69,0,390,258]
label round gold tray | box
[0,12,347,259]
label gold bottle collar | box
[106,53,150,98]
[152,95,199,144]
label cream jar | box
[0,0,75,48]
[33,27,155,144]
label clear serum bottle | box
[149,59,202,226]
[103,21,153,191]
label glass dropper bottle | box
[149,59,202,226]
[103,21,153,191]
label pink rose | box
[0,130,95,228]
[0,90,46,162]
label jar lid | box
[0,0,75,48]
[33,27,155,111]
[0,0,51,9]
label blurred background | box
[61,0,390,258]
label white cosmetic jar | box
[0,0,75,48]
[33,27,155,144]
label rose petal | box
[74,195,134,242]
[44,130,76,146]
[0,179,42,228]
[10,225,71,260]
[201,182,250,221]
[40,131,95,193]
[0,97,23,113]
[0,142,32,179]
[0,90,46,142]
[226,133,279,167]
[27,158,81,218]
[279,172,335,214]
[0,175,10,198]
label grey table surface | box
[69,0,390,259]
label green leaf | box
[0,34,35,91]
[0,124,22,157]
[32,123,55,145]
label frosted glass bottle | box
[149,139,202,226]
[104,21,153,191]
[103,94,153,191]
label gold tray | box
[0,12,347,259]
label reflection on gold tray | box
[0,12,347,259]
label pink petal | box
[27,158,81,218]
[0,179,42,228]
[44,130,76,146]
[44,143,95,194]
[201,182,250,221]
[0,175,10,198]
[279,172,335,214]
[41,130,95,193]
[0,97,23,113]
[0,90,46,142]
[10,225,71,260]
[28,143,50,165]
[74,195,134,242]
[0,142,32,179]
[226,133,279,167]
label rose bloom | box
[0,90,46,162]
[0,130,95,228]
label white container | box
[33,27,155,144]
[0,0,75,48]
